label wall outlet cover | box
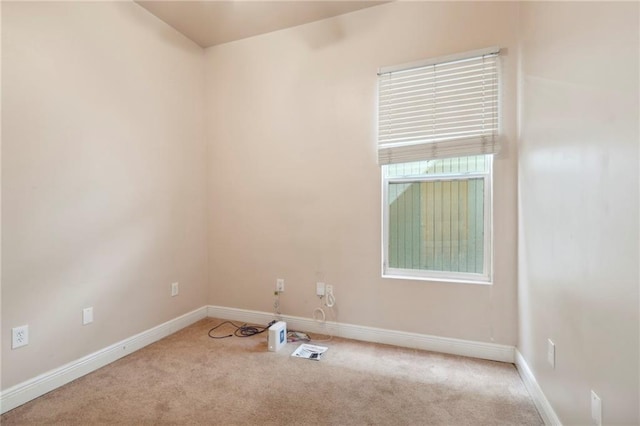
[171,282,179,297]
[12,325,29,349]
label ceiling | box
[135,1,387,48]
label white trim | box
[515,349,562,426]
[381,272,492,286]
[207,305,514,363]
[0,306,208,414]
[0,304,517,415]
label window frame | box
[381,155,493,284]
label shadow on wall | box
[296,7,386,50]
[298,18,346,50]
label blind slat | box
[380,84,498,106]
[378,49,500,165]
[380,66,498,89]
[378,136,498,164]
[380,120,498,137]
[379,108,498,126]
[379,99,498,119]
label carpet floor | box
[1,318,543,425]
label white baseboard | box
[515,349,562,425]
[0,306,208,415]
[0,304,517,415]
[207,305,515,363]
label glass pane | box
[384,155,488,178]
[388,178,484,273]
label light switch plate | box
[83,307,94,325]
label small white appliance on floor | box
[268,321,287,352]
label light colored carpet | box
[1,318,543,425]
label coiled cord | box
[208,320,275,339]
[325,289,336,308]
[314,286,336,324]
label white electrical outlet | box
[547,339,555,368]
[326,284,333,294]
[591,390,602,426]
[12,325,29,349]
[171,282,179,297]
[316,282,325,296]
[83,307,94,325]
[276,278,285,292]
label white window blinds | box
[377,47,500,165]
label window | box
[383,155,492,282]
[378,47,500,283]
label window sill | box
[382,272,493,286]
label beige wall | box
[1,2,208,389]
[518,2,639,424]
[5,2,637,421]
[205,2,520,344]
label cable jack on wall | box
[274,290,282,317]
[314,283,336,323]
